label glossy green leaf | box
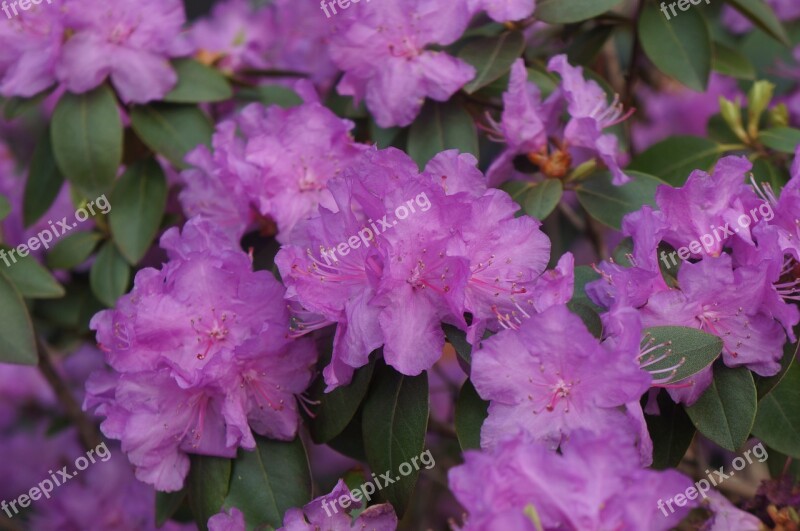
[407,99,478,169]
[638,3,712,91]
[535,0,623,23]
[567,301,603,338]
[723,0,791,46]
[0,248,64,299]
[459,31,525,94]
[156,489,187,528]
[51,84,122,197]
[46,232,103,270]
[443,323,473,364]
[575,170,664,230]
[309,359,376,444]
[362,362,429,517]
[0,271,37,364]
[236,85,303,108]
[752,363,800,458]
[759,127,800,153]
[646,391,696,469]
[90,242,130,307]
[187,455,231,531]
[163,59,233,103]
[567,25,615,65]
[685,366,757,451]
[109,159,168,264]
[24,128,65,227]
[712,41,756,80]
[224,436,311,530]
[502,179,563,220]
[130,104,213,168]
[640,327,723,385]
[455,379,488,451]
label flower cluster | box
[85,218,316,491]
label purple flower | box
[278,479,397,531]
[328,0,475,127]
[57,0,192,103]
[471,304,651,450]
[468,0,535,22]
[85,218,316,491]
[208,507,246,531]
[448,430,694,530]
[277,147,554,390]
[180,85,367,244]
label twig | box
[37,338,102,451]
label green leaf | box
[722,0,791,47]
[759,127,800,153]
[638,3,711,91]
[712,41,756,80]
[223,436,311,530]
[443,323,472,364]
[187,455,232,531]
[24,128,65,228]
[535,0,624,23]
[575,170,664,230]
[163,59,233,103]
[407,99,477,169]
[156,489,187,528]
[130,104,213,169]
[109,159,168,264]
[567,300,603,338]
[752,363,800,458]
[0,196,9,221]
[0,271,37,364]
[236,85,303,108]
[755,332,797,399]
[628,136,722,187]
[459,31,525,94]
[751,157,789,190]
[46,232,102,270]
[455,379,488,451]
[0,248,64,299]
[571,265,602,311]
[90,242,130,307]
[362,362,429,517]
[646,391,696,469]
[640,327,723,385]
[309,359,376,444]
[51,84,122,197]
[567,25,615,66]
[685,366,757,451]
[502,180,563,220]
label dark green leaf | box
[723,0,791,47]
[759,127,800,153]
[224,436,311,529]
[628,136,722,187]
[0,247,64,299]
[575,170,665,230]
[46,232,103,270]
[459,31,525,94]
[755,332,797,399]
[638,3,712,91]
[51,84,122,197]
[407,100,477,169]
[24,128,65,227]
[501,179,563,220]
[752,363,800,458]
[455,379,488,451]
[646,391,696,469]
[751,157,789,190]
[236,85,303,108]
[309,359,376,444]
[571,265,601,311]
[685,366,757,451]
[130,104,213,169]
[109,158,168,264]
[156,489,187,528]
[640,327,723,385]
[443,324,472,364]
[187,455,232,531]
[567,25,615,65]
[0,196,9,221]
[0,271,37,364]
[567,301,603,338]
[164,59,233,103]
[535,0,624,23]
[362,362,429,517]
[90,242,130,307]
[712,41,756,80]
